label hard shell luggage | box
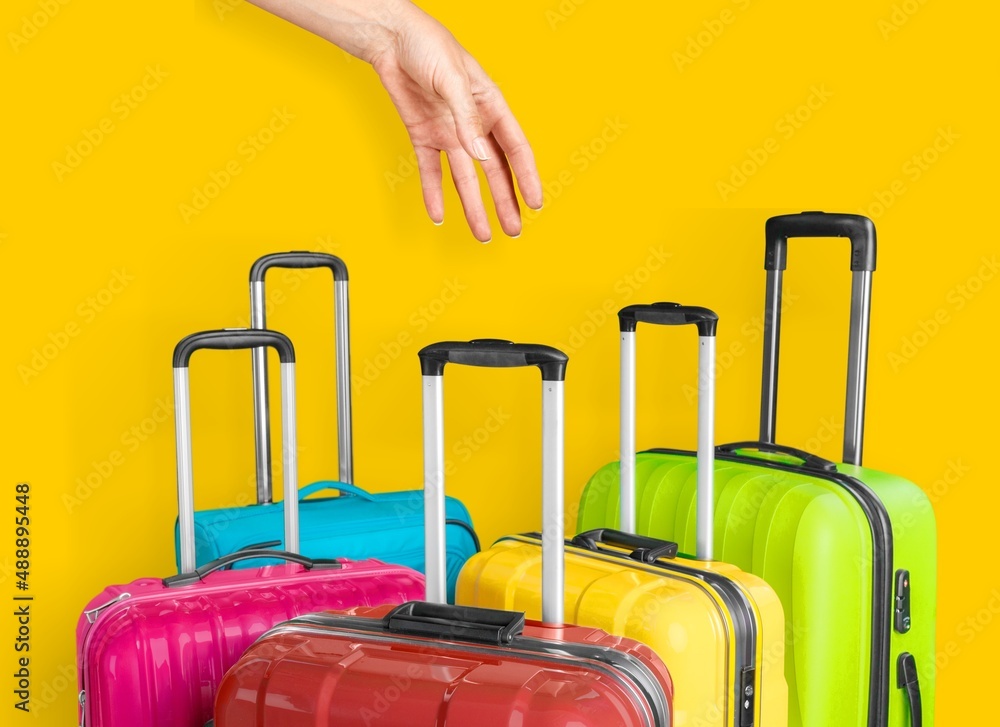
[214,339,674,727]
[174,252,478,602]
[457,309,788,727]
[577,213,936,727]
[77,330,424,727]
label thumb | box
[438,70,490,162]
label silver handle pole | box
[759,268,783,444]
[619,331,637,533]
[334,279,354,483]
[844,270,873,466]
[696,335,716,561]
[279,361,300,553]
[541,380,565,626]
[422,375,447,604]
[250,280,273,504]
[174,368,197,573]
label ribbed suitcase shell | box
[76,560,424,727]
[578,452,937,727]
[457,535,787,727]
[176,488,477,602]
[215,603,674,727]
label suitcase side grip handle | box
[898,652,923,727]
[716,441,838,472]
[418,340,568,381]
[572,529,679,563]
[618,303,719,336]
[386,602,526,645]
[162,550,341,587]
[765,211,877,272]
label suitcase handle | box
[617,303,718,560]
[173,329,295,367]
[572,529,679,563]
[898,652,923,727]
[250,251,353,505]
[419,339,568,381]
[298,481,377,502]
[715,441,838,473]
[618,302,719,335]
[222,540,283,569]
[419,339,568,623]
[760,211,876,466]
[162,549,341,587]
[250,251,349,282]
[174,329,299,573]
[765,211,876,273]
[386,602,526,645]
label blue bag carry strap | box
[298,480,376,502]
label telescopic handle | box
[173,329,299,574]
[249,251,353,505]
[759,211,876,466]
[419,339,567,624]
[618,303,718,560]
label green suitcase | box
[578,213,935,727]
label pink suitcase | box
[75,329,425,727]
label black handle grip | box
[162,549,340,587]
[223,540,283,570]
[897,653,923,727]
[386,602,526,645]
[618,302,719,336]
[572,528,679,563]
[173,329,295,368]
[765,211,877,272]
[249,251,348,282]
[716,441,838,473]
[418,339,568,381]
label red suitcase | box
[214,340,674,727]
[76,330,425,727]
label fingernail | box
[472,137,490,161]
[433,219,444,226]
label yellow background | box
[2,0,996,723]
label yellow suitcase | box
[456,305,789,727]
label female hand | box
[248,0,543,241]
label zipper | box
[649,448,893,727]
[278,615,669,727]
[513,533,757,727]
[83,592,131,624]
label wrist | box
[350,0,415,64]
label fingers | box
[445,148,492,243]
[488,103,543,212]
[437,68,491,165]
[479,134,522,237]
[414,146,445,225]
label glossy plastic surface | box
[77,560,424,727]
[215,604,674,727]
[458,534,786,727]
[578,452,936,727]
[175,487,476,603]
